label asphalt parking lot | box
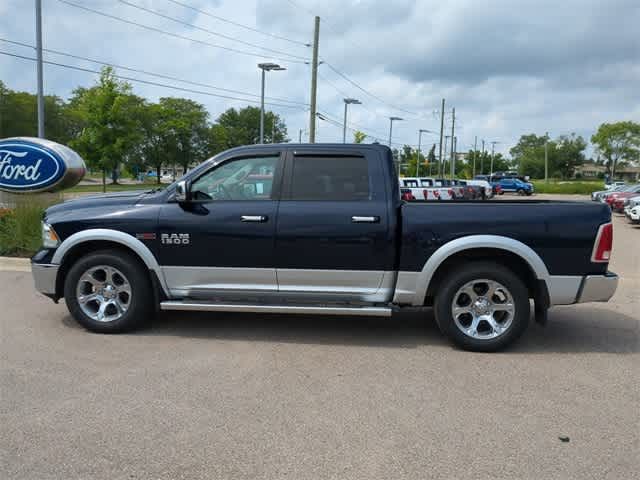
[1,197,638,480]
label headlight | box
[42,222,60,248]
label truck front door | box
[158,153,283,298]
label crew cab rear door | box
[274,148,395,302]
[157,151,284,297]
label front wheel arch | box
[55,240,153,299]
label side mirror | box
[175,180,190,202]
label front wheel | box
[64,250,153,333]
[434,262,530,351]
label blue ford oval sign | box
[0,137,86,193]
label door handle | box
[241,215,268,222]
[351,216,380,223]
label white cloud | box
[1,0,638,155]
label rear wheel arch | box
[412,235,551,307]
[425,248,540,305]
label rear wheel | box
[64,250,153,333]
[434,262,530,351]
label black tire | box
[434,261,530,352]
[517,188,525,196]
[525,191,532,196]
[64,249,154,333]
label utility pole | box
[451,136,457,179]
[438,98,445,178]
[308,16,320,143]
[443,135,450,177]
[272,121,276,143]
[473,135,478,177]
[35,0,45,137]
[298,129,303,143]
[449,108,456,176]
[544,131,549,183]
[481,139,485,174]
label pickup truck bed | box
[31,143,618,351]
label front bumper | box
[32,262,59,296]
[576,272,619,303]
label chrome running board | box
[160,301,392,317]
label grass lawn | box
[531,180,604,194]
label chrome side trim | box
[397,235,551,306]
[51,228,169,296]
[160,301,392,317]
[277,268,393,302]
[577,273,618,303]
[31,263,59,295]
[162,266,277,296]
[546,275,583,305]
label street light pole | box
[544,131,549,183]
[342,98,361,143]
[258,63,286,144]
[415,129,432,177]
[490,141,499,178]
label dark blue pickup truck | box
[32,144,618,351]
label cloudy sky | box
[1,0,639,156]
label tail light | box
[423,189,429,199]
[448,188,454,197]
[591,222,613,263]
[433,190,440,199]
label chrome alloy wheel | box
[451,279,515,340]
[75,265,131,322]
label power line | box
[56,0,307,64]
[316,109,423,147]
[115,0,308,61]
[165,0,310,47]
[0,50,308,110]
[322,61,419,117]
[0,38,309,107]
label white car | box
[605,181,625,191]
[624,195,640,223]
[399,177,456,200]
[466,179,494,199]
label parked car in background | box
[467,179,494,199]
[399,177,457,201]
[592,184,627,202]
[454,180,484,200]
[626,205,640,224]
[492,178,534,196]
[607,185,640,212]
[605,181,625,191]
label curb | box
[0,256,31,272]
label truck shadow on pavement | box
[72,305,639,354]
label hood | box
[45,190,151,217]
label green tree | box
[68,67,145,190]
[158,97,209,175]
[215,106,287,146]
[511,133,586,179]
[591,121,640,177]
[0,80,74,143]
[136,102,172,183]
[353,130,367,143]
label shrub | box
[0,203,46,257]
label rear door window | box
[289,155,371,201]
